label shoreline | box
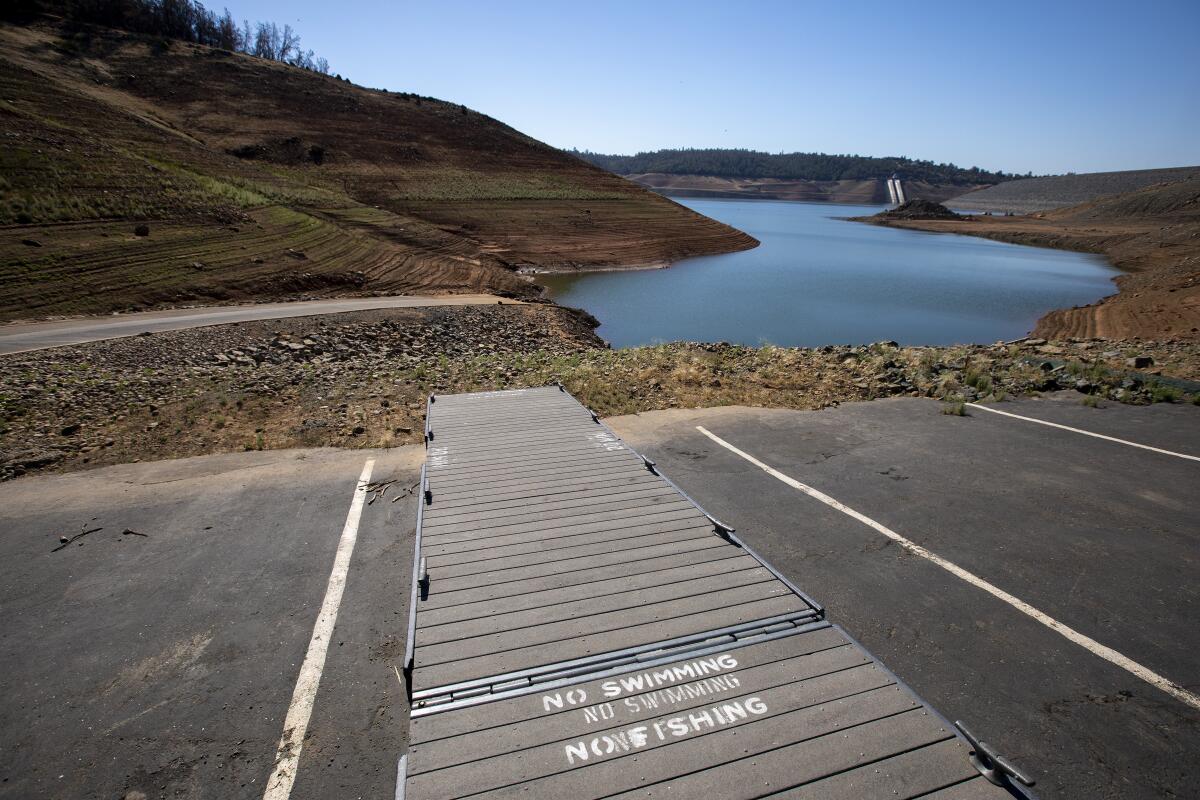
[852,214,1199,342]
[3,313,1197,482]
[8,206,1182,347]
[518,260,671,276]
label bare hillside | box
[950,166,1200,214]
[0,22,755,321]
[627,173,980,204]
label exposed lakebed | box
[541,198,1120,348]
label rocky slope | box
[3,311,1196,481]
[0,21,756,321]
[869,199,962,220]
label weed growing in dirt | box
[1066,360,1108,383]
[963,367,993,394]
[1147,382,1183,403]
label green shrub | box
[963,368,993,394]
[1148,382,1182,403]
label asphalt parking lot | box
[609,392,1200,800]
[0,447,423,800]
[0,391,1195,799]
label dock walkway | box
[398,386,1034,799]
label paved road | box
[608,392,1200,800]
[0,295,520,354]
[0,392,1195,799]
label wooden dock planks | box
[399,387,1031,799]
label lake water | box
[540,198,1119,348]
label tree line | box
[9,0,331,74]
[573,148,1027,185]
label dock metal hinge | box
[410,613,825,714]
[954,720,1036,793]
[423,395,435,447]
[402,659,414,702]
[710,517,736,542]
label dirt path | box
[0,295,522,354]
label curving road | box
[0,295,521,355]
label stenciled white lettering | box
[562,696,770,767]
[543,687,587,712]
[582,702,615,725]
[599,655,740,699]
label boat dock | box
[398,386,1035,799]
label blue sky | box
[232,0,1199,175]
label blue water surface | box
[540,198,1119,348]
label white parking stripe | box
[967,403,1200,462]
[695,426,1200,712]
[263,458,376,800]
